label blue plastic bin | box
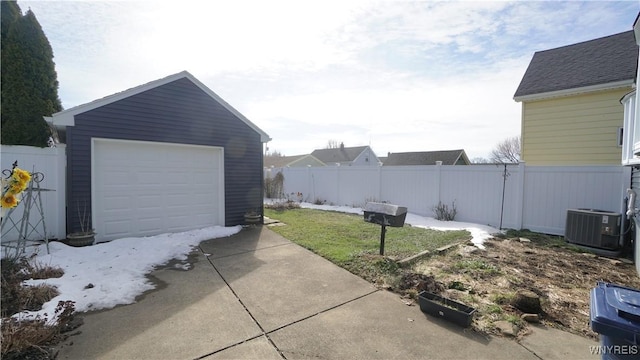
[590,282,640,360]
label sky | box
[18,203,498,322]
[17,0,640,160]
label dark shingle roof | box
[383,150,469,166]
[311,146,369,164]
[514,31,637,99]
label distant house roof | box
[311,145,370,165]
[264,154,325,168]
[383,150,470,166]
[514,31,637,101]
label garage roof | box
[46,71,271,142]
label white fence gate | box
[1,145,66,242]
[265,163,630,235]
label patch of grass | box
[265,208,470,263]
[447,280,467,291]
[265,208,469,294]
[503,229,586,252]
[506,275,523,286]
[343,253,402,284]
[504,314,524,326]
[490,292,516,305]
[485,304,503,314]
[452,260,501,276]
[458,293,477,305]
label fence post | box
[513,161,526,230]
[435,161,442,205]
[56,145,67,240]
[378,164,383,202]
[335,165,341,206]
[307,165,312,202]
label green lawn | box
[264,207,470,265]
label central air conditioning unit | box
[565,209,621,250]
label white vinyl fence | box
[265,163,630,235]
[1,145,66,242]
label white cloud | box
[17,0,639,159]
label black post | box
[379,225,386,255]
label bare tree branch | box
[326,140,340,149]
[490,136,520,164]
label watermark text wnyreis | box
[590,345,638,356]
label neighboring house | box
[382,149,470,166]
[264,154,325,168]
[514,31,637,165]
[310,144,380,166]
[47,71,270,242]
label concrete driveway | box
[55,226,598,359]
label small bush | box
[314,198,326,205]
[433,201,457,221]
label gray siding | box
[67,78,263,233]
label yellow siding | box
[521,88,631,165]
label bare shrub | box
[2,259,62,316]
[1,300,76,359]
[433,201,457,221]
[1,257,75,360]
[264,171,284,199]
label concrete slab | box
[200,226,290,259]
[56,250,262,360]
[211,235,377,332]
[269,290,537,360]
[201,335,282,359]
[519,325,599,359]
[54,226,603,360]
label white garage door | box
[92,139,224,242]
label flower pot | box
[66,232,95,247]
[244,214,262,225]
[418,291,476,327]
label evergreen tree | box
[1,1,62,146]
[1,1,20,40]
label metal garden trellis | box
[1,166,50,259]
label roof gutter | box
[513,79,634,102]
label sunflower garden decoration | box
[1,161,31,215]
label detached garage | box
[48,71,270,242]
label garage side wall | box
[66,78,263,233]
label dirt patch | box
[408,236,640,339]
